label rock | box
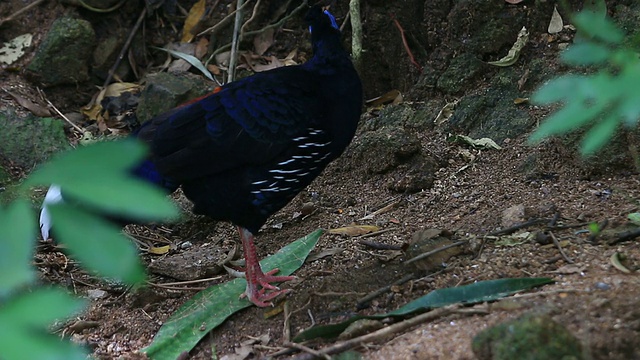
[445,86,532,143]
[501,204,525,228]
[405,229,462,271]
[147,243,226,281]
[437,53,487,94]
[87,289,108,299]
[472,313,584,360]
[0,110,70,169]
[350,126,421,174]
[136,72,213,122]
[26,17,95,86]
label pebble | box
[87,289,107,299]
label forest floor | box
[1,0,639,359]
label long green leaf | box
[581,115,619,155]
[560,43,610,66]
[573,11,623,44]
[0,200,35,296]
[0,328,88,360]
[142,229,323,360]
[293,277,553,342]
[48,203,145,284]
[60,177,179,221]
[26,140,147,187]
[0,288,86,328]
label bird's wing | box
[136,67,323,181]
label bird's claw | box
[243,268,296,307]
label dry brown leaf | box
[5,90,51,117]
[513,97,529,104]
[253,28,275,56]
[195,37,209,59]
[282,48,298,66]
[181,0,206,43]
[328,225,380,236]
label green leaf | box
[627,212,640,226]
[573,11,623,44]
[155,47,215,81]
[561,43,610,66]
[142,229,323,360]
[26,140,147,187]
[293,277,553,342]
[531,75,584,104]
[48,203,145,284]
[0,288,86,328]
[0,200,36,296]
[0,288,87,360]
[0,328,88,360]
[60,177,179,221]
[580,115,619,155]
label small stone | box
[180,241,193,249]
[501,204,525,228]
[87,289,108,299]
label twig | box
[0,0,46,27]
[240,0,262,37]
[227,0,246,83]
[390,15,422,72]
[349,0,362,72]
[548,231,574,264]
[285,342,331,360]
[41,91,86,133]
[198,0,254,37]
[356,273,415,309]
[358,238,402,250]
[404,240,467,265]
[102,6,147,88]
[283,301,292,343]
[76,0,126,12]
[146,276,222,287]
[293,305,485,360]
[609,227,640,245]
[487,218,549,236]
[209,1,308,58]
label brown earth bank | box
[1,0,639,359]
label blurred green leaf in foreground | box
[529,10,640,156]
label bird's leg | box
[238,226,296,307]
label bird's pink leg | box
[238,227,295,307]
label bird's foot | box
[243,268,296,307]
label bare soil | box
[1,1,639,359]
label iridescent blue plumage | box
[42,5,362,307]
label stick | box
[102,6,147,88]
[227,0,246,83]
[0,0,47,27]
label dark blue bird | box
[41,4,362,307]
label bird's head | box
[306,4,340,36]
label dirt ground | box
[1,0,640,359]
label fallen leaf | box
[450,135,503,150]
[513,97,529,104]
[0,33,32,65]
[181,0,206,43]
[505,0,524,3]
[433,99,459,125]
[328,225,380,236]
[254,28,275,56]
[610,252,631,273]
[307,247,345,262]
[4,90,51,117]
[488,26,529,67]
[365,90,403,107]
[548,5,564,34]
[148,245,171,255]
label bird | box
[40,4,362,307]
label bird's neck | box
[304,33,350,71]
